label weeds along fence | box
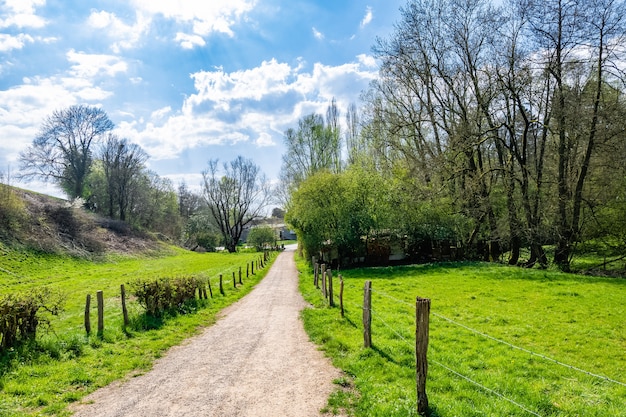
[311,260,626,417]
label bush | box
[129,276,200,317]
[0,288,64,351]
[247,226,276,251]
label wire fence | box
[312,266,625,417]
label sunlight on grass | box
[298,258,626,417]
[0,246,276,416]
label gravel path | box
[71,246,342,417]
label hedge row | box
[129,276,200,317]
[0,288,64,350]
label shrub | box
[247,226,277,251]
[129,276,200,317]
[0,288,64,350]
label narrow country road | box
[71,246,342,417]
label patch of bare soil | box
[70,246,344,417]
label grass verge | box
[0,245,276,416]
[297,257,626,417]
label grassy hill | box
[0,183,160,259]
[1,183,280,416]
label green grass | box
[297,259,626,417]
[0,243,275,416]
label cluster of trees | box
[285,0,626,271]
[17,105,272,251]
[19,105,182,240]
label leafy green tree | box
[247,226,276,251]
[19,105,114,199]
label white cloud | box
[188,59,293,105]
[130,0,256,48]
[255,132,275,147]
[87,10,150,52]
[360,6,373,28]
[66,49,128,78]
[312,27,324,40]
[0,0,47,29]
[175,32,206,49]
[357,53,377,68]
[151,106,172,120]
[119,57,378,161]
[0,33,34,52]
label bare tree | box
[100,135,148,221]
[202,156,270,253]
[281,100,343,192]
[19,105,114,199]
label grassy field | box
[298,258,626,417]
[0,243,274,416]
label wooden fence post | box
[247,263,249,277]
[328,268,334,307]
[239,266,243,284]
[121,284,129,327]
[96,290,104,337]
[252,260,255,275]
[339,275,344,318]
[233,271,237,288]
[84,294,91,335]
[416,297,431,415]
[207,279,213,298]
[321,264,327,298]
[219,274,224,295]
[313,257,318,287]
[363,281,372,348]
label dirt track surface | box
[71,246,341,417]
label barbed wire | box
[432,312,626,388]
[371,308,416,350]
[431,359,544,417]
[365,303,544,417]
[349,284,626,388]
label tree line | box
[284,0,626,271]
[16,105,272,252]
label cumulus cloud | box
[130,0,256,48]
[0,50,129,166]
[175,32,206,49]
[0,0,47,29]
[357,53,377,68]
[119,57,377,161]
[66,49,128,78]
[0,33,34,52]
[87,10,150,52]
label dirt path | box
[71,246,342,417]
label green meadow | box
[0,243,274,416]
[298,259,626,417]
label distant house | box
[240,221,296,243]
[279,227,296,241]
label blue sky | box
[1,0,405,197]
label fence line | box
[344,289,543,417]
[430,359,543,417]
[431,312,626,388]
[367,286,626,388]
[370,308,414,349]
